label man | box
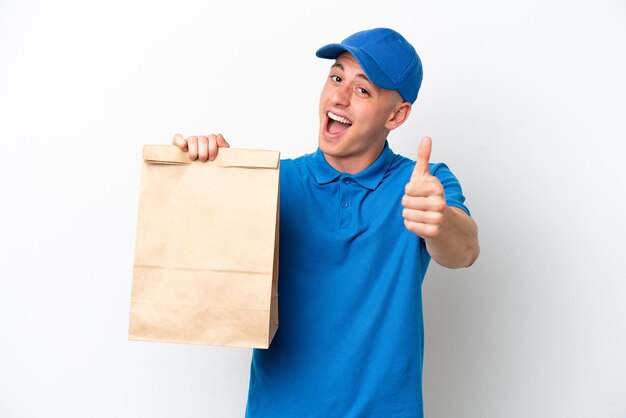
[173,28,479,418]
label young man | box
[173,28,479,418]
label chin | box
[318,137,342,156]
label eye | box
[330,75,342,83]
[357,87,371,96]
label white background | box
[1,0,625,417]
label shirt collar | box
[313,141,395,191]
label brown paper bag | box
[129,145,280,348]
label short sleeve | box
[429,162,471,216]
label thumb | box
[413,136,432,177]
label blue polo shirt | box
[246,142,470,418]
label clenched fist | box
[172,133,230,161]
[402,136,446,239]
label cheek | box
[319,87,331,114]
[371,105,393,127]
[356,107,382,130]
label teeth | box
[328,111,352,125]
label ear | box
[385,101,412,131]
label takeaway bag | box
[128,145,280,348]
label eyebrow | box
[331,62,372,83]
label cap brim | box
[315,43,348,59]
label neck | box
[323,141,387,174]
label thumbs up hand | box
[402,136,446,238]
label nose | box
[331,84,351,107]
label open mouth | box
[326,111,352,135]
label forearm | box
[425,206,479,269]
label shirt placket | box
[338,175,356,230]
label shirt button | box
[341,201,349,208]
[342,178,352,185]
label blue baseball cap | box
[316,28,423,104]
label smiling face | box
[318,52,412,174]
